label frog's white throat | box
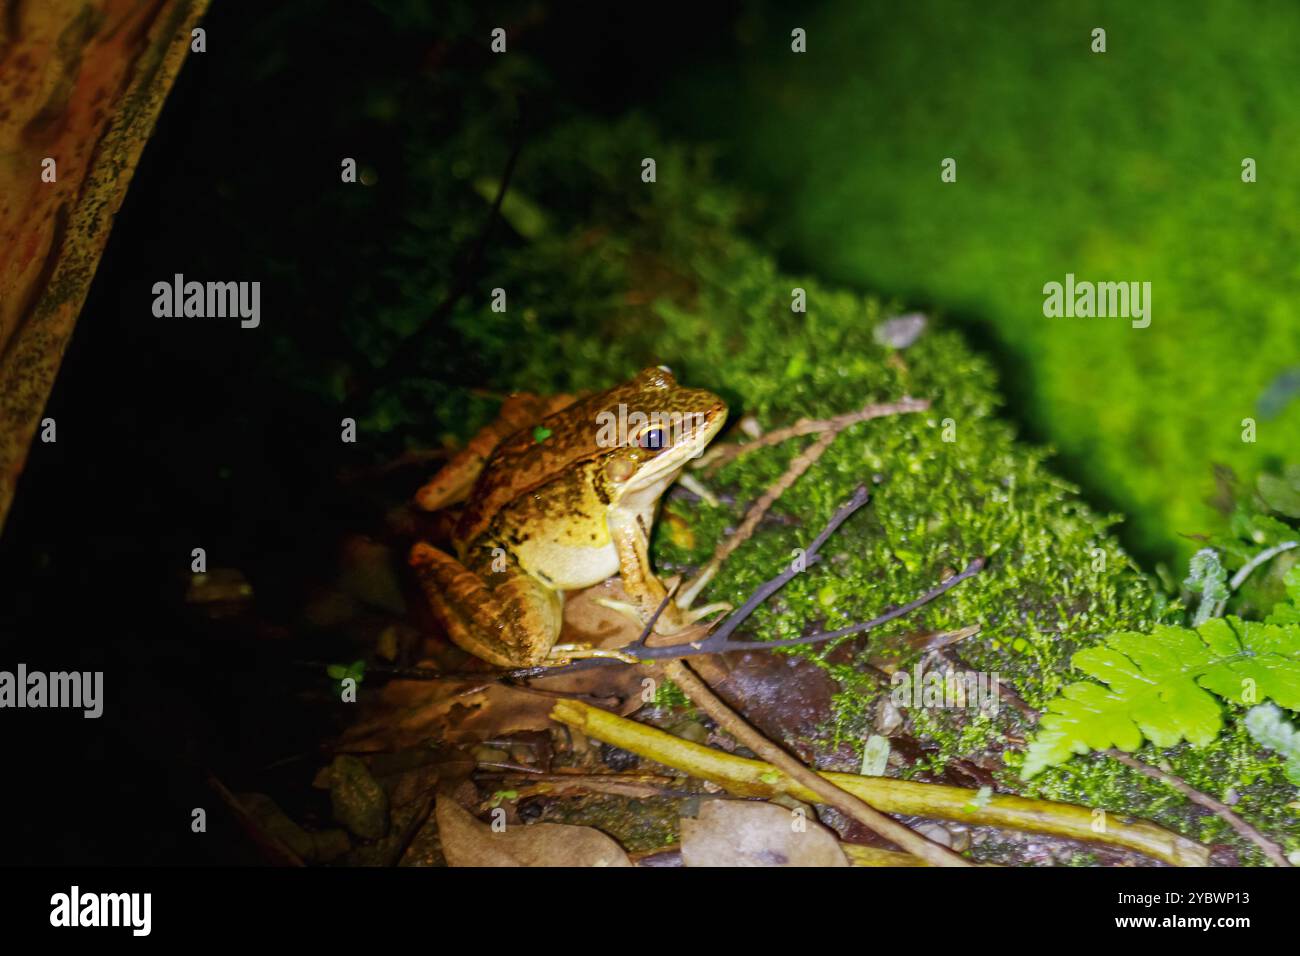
[616,460,690,514]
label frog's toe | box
[674,564,715,609]
[678,600,732,625]
[595,594,729,635]
[593,596,684,637]
[548,642,641,664]
[593,596,646,621]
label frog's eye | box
[638,426,669,451]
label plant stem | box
[550,699,1211,866]
[1212,540,1300,617]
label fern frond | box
[1022,617,1300,778]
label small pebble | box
[875,699,904,736]
[948,827,971,853]
[915,823,953,848]
[600,743,639,771]
[873,312,928,349]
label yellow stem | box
[551,699,1210,867]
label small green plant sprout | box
[1184,548,1229,626]
[1245,703,1300,786]
[1022,615,1300,778]
[962,785,993,814]
[1267,566,1300,626]
[326,659,366,692]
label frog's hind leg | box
[409,542,562,668]
[414,393,576,511]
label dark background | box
[0,0,743,865]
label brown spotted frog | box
[410,367,729,667]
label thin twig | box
[680,395,930,616]
[704,558,984,655]
[707,484,872,641]
[562,555,982,666]
[708,426,841,570]
[659,659,972,867]
[697,397,931,473]
[1104,749,1292,867]
[476,771,692,800]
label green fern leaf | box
[1023,617,1300,778]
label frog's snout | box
[703,399,728,435]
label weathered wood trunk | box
[0,0,208,533]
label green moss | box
[651,676,690,712]
[537,794,684,855]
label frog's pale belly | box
[501,489,661,593]
[514,535,619,590]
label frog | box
[409,366,730,668]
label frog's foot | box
[594,592,732,636]
[545,643,643,666]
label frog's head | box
[595,366,727,510]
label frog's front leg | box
[601,514,731,633]
[409,541,563,668]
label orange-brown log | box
[0,0,209,532]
